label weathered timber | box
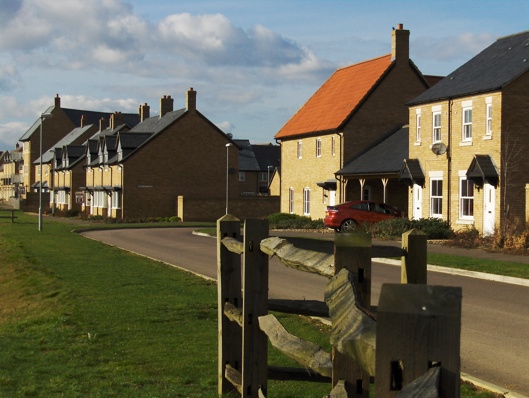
[268,299,329,317]
[374,284,462,398]
[222,236,244,254]
[268,366,331,382]
[225,364,243,394]
[401,229,427,284]
[217,214,243,397]
[260,237,334,278]
[327,380,348,397]
[242,219,269,398]
[224,301,243,326]
[394,366,440,398]
[371,245,405,258]
[324,269,376,377]
[258,314,332,378]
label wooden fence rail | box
[217,215,461,398]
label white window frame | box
[258,172,267,181]
[316,138,322,157]
[460,177,474,220]
[331,136,336,156]
[432,112,441,143]
[111,191,121,209]
[289,188,294,214]
[430,178,443,218]
[486,103,492,137]
[416,113,421,143]
[462,107,472,142]
[297,140,302,159]
[303,188,310,216]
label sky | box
[0,0,528,151]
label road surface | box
[82,227,529,396]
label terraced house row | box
[1,89,279,221]
[274,25,529,235]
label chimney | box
[54,93,61,108]
[391,23,410,63]
[80,114,86,127]
[160,95,174,118]
[110,112,124,130]
[139,103,150,121]
[99,117,108,132]
[186,87,197,113]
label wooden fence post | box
[374,284,462,398]
[241,219,269,398]
[217,214,242,397]
[401,229,427,284]
[333,232,372,398]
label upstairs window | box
[416,114,421,142]
[316,138,322,157]
[238,171,245,182]
[486,104,492,136]
[462,107,472,141]
[432,112,441,143]
[297,140,302,159]
[289,188,294,214]
[332,136,336,156]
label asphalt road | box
[82,227,529,396]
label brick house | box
[274,24,433,220]
[83,89,239,220]
[403,30,529,235]
[234,140,280,196]
[17,94,139,211]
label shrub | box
[268,213,324,229]
[368,217,454,240]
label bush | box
[367,217,454,240]
[268,213,324,229]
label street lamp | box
[225,143,233,215]
[39,112,53,231]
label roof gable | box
[409,30,529,105]
[275,54,393,139]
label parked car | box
[324,200,403,232]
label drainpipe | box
[447,99,453,226]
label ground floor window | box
[111,191,121,209]
[57,190,67,205]
[460,178,474,219]
[430,178,443,217]
[303,188,310,215]
[289,188,294,214]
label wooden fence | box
[217,215,462,398]
[0,209,17,223]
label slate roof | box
[129,109,186,134]
[336,125,408,176]
[234,140,260,171]
[409,30,529,105]
[234,140,281,172]
[35,124,95,164]
[275,55,393,139]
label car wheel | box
[340,219,357,232]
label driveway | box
[82,227,529,397]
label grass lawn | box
[0,212,501,397]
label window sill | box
[414,141,421,146]
[459,141,473,147]
[483,135,492,140]
[456,219,474,225]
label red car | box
[324,200,403,232]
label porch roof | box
[466,155,499,188]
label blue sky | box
[0,0,528,150]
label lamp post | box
[39,112,53,231]
[225,143,233,215]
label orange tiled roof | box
[275,54,393,139]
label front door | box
[412,184,423,220]
[483,183,495,235]
[329,190,336,206]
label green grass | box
[0,212,501,397]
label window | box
[416,114,421,142]
[316,138,322,157]
[289,188,294,214]
[332,136,336,156]
[430,178,443,217]
[462,107,472,141]
[460,178,474,219]
[432,112,441,143]
[486,104,492,136]
[258,172,267,181]
[239,171,245,182]
[303,188,310,215]
[57,190,67,205]
[112,191,121,209]
[362,186,371,201]
[297,140,302,159]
